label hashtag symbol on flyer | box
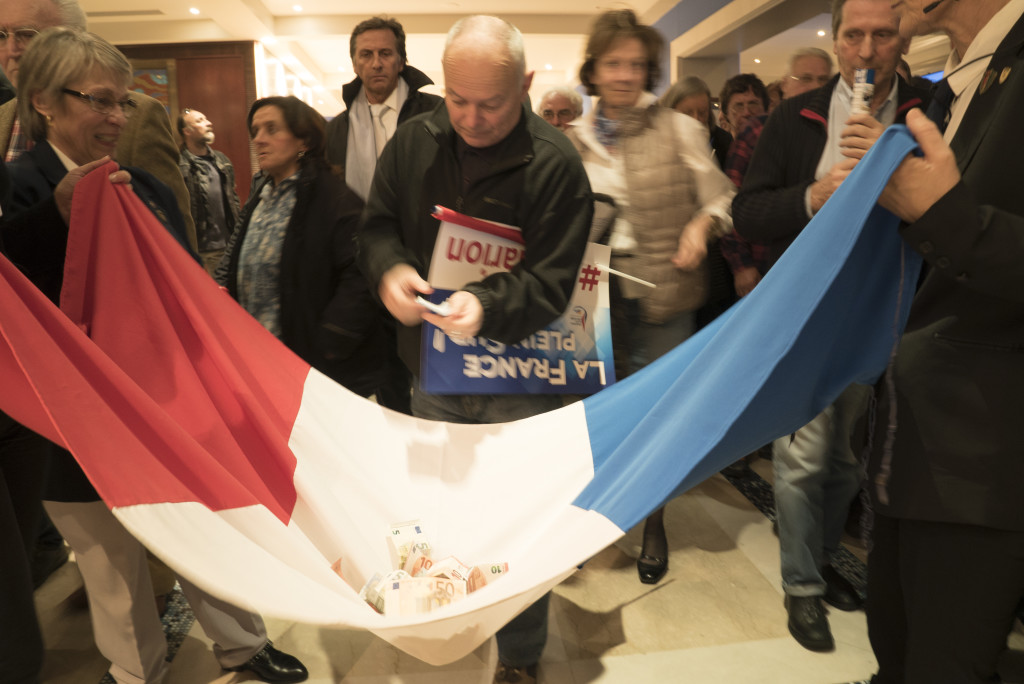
[578,264,601,291]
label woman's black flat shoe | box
[637,553,668,584]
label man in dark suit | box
[868,0,1024,681]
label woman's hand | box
[54,156,130,224]
[672,214,712,269]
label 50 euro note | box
[385,576,468,616]
[427,556,512,593]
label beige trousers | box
[45,500,267,684]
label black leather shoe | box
[226,642,308,683]
[785,595,834,652]
[822,564,863,612]
[637,553,668,584]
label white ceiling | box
[80,0,948,117]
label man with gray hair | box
[325,15,442,202]
[781,47,834,99]
[358,15,592,684]
[733,0,927,652]
[535,85,583,131]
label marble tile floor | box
[34,458,1024,684]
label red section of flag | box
[0,163,310,521]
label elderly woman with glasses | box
[565,10,735,586]
[2,27,309,684]
[3,28,191,300]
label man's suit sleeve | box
[901,182,1024,300]
[732,105,815,243]
[117,92,198,252]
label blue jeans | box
[617,298,696,376]
[774,384,868,596]
[410,388,560,667]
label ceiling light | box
[293,4,302,11]
[754,58,761,64]
[818,29,826,36]
[189,7,199,14]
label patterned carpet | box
[98,585,194,684]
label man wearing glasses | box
[781,47,834,99]
[732,0,929,653]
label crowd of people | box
[1,0,1022,682]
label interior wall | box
[119,42,258,204]
[677,55,741,100]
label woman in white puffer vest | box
[564,9,736,586]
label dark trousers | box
[868,513,1024,684]
[0,412,48,684]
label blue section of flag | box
[575,125,924,532]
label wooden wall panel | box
[175,55,253,203]
[120,42,257,204]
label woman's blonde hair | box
[17,27,132,142]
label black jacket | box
[178,147,241,252]
[733,74,926,267]
[867,14,1024,531]
[358,103,593,376]
[4,141,192,303]
[709,124,732,171]
[218,160,401,396]
[325,65,443,178]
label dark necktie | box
[925,78,954,133]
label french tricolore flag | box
[0,128,921,665]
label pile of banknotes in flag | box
[355,519,510,616]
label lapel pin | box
[979,68,996,93]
